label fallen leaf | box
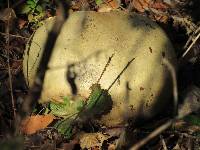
[79,132,110,149]
[150,2,169,10]
[132,0,150,12]
[132,0,170,23]
[18,19,27,29]
[71,0,89,11]
[21,114,55,134]
[98,0,120,12]
[106,0,120,9]
[153,14,168,23]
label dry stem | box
[182,26,200,57]
[5,0,16,119]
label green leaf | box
[54,119,74,139]
[49,96,85,118]
[50,84,113,139]
[36,5,43,13]
[27,0,36,7]
[20,5,32,14]
[95,0,103,5]
[184,115,200,126]
[82,84,113,117]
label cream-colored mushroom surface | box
[23,11,176,126]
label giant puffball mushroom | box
[23,11,176,126]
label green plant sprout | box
[48,83,112,139]
[47,55,134,139]
[95,0,103,6]
[19,0,50,26]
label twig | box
[184,27,200,49]
[0,31,29,40]
[107,57,135,91]
[130,119,174,150]
[5,0,16,119]
[182,26,200,57]
[160,135,168,150]
[171,15,197,34]
[96,53,114,84]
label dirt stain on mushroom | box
[140,87,144,91]
[162,51,165,58]
[149,47,153,53]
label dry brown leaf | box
[150,2,169,10]
[106,0,120,9]
[98,0,120,12]
[153,14,168,23]
[79,132,110,149]
[132,0,169,12]
[71,0,89,10]
[132,0,169,23]
[21,114,55,134]
[132,0,150,12]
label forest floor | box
[0,0,200,149]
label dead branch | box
[97,53,115,84]
[182,26,200,57]
[5,0,16,120]
[130,119,174,150]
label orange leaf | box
[106,0,119,9]
[150,2,169,10]
[132,0,150,13]
[20,114,55,134]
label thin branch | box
[5,0,16,120]
[184,27,200,49]
[130,119,174,150]
[108,57,135,91]
[96,53,114,84]
[0,32,29,40]
[182,26,200,57]
[160,135,168,150]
